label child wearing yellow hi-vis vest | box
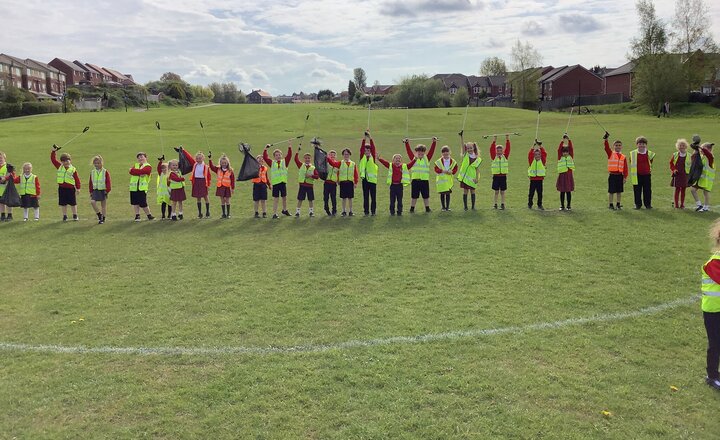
[156,156,172,220]
[700,218,720,391]
[0,151,14,221]
[691,142,715,212]
[629,136,655,209]
[527,141,547,210]
[326,148,358,216]
[263,143,293,219]
[405,137,437,213]
[359,132,379,216]
[294,150,319,217]
[128,152,155,222]
[378,153,413,216]
[15,162,40,221]
[434,146,458,211]
[167,159,186,221]
[457,133,482,211]
[556,135,575,211]
[490,135,511,210]
[51,147,81,221]
[89,155,111,224]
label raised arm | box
[50,150,61,169]
[262,148,272,166]
[426,138,437,160]
[504,138,511,158]
[604,139,612,158]
[181,148,196,166]
[490,140,497,160]
[294,152,302,168]
[284,146,293,166]
[378,157,390,168]
[540,147,547,165]
[405,139,414,160]
[208,159,219,173]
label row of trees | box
[146,72,215,104]
[208,82,246,103]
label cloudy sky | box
[2,0,718,94]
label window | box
[12,67,21,76]
[449,87,457,95]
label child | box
[128,152,154,222]
[360,132,379,216]
[323,149,339,216]
[630,136,655,209]
[700,219,720,391]
[156,156,172,219]
[51,146,81,221]
[327,148,358,216]
[88,155,111,224]
[263,143,292,219]
[0,151,13,221]
[294,150,318,217]
[252,155,271,218]
[209,154,235,219]
[405,136,437,213]
[378,153,414,215]
[604,132,628,210]
[180,148,212,218]
[457,134,482,211]
[15,162,39,221]
[167,159,186,220]
[557,135,575,211]
[490,134,511,209]
[434,146,458,211]
[527,141,547,210]
[670,139,691,209]
[691,142,715,212]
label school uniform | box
[490,139,511,191]
[604,140,628,194]
[15,173,41,208]
[209,160,235,198]
[405,139,436,200]
[252,165,270,201]
[295,153,318,201]
[701,254,720,386]
[527,148,547,208]
[128,162,152,207]
[263,147,292,198]
[379,158,414,215]
[670,152,690,208]
[51,150,81,206]
[327,157,358,199]
[168,171,187,201]
[323,161,339,214]
[630,147,655,209]
[360,139,379,215]
[179,149,211,199]
[89,168,111,202]
[434,157,458,210]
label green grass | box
[1,104,720,438]
[587,101,720,118]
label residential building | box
[102,67,136,86]
[86,63,113,84]
[538,65,603,100]
[49,58,88,86]
[26,59,66,96]
[74,61,100,85]
[603,62,634,100]
[0,54,24,90]
[432,73,507,98]
[247,89,273,104]
[363,84,395,95]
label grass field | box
[1,103,720,439]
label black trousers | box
[705,312,720,379]
[389,183,403,214]
[323,182,337,213]
[633,174,652,208]
[362,179,377,214]
[528,180,543,206]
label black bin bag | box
[237,144,261,181]
[314,146,328,181]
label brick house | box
[363,84,395,95]
[247,89,273,104]
[86,63,113,84]
[603,61,634,100]
[49,58,89,86]
[1,54,54,97]
[433,73,507,99]
[102,67,136,86]
[73,61,100,85]
[0,54,24,90]
[538,65,603,100]
[25,59,66,97]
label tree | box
[480,57,508,76]
[509,40,543,104]
[353,68,367,91]
[165,81,187,100]
[318,89,334,101]
[390,75,446,108]
[452,87,469,107]
[160,72,182,82]
[66,87,82,102]
[348,80,356,102]
[630,0,667,58]
[671,0,718,54]
[633,54,685,111]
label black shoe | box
[72,215,78,221]
[528,203,533,209]
[493,204,498,209]
[364,212,369,217]
[134,214,141,222]
[425,207,431,213]
[178,214,184,220]
[609,204,615,210]
[500,204,505,210]
[348,212,354,216]
[63,215,68,222]
[171,215,177,221]
[282,210,291,216]
[262,212,267,218]
[5,215,12,222]
[147,214,155,220]
[538,205,544,211]
[371,212,376,216]
[254,212,260,218]
[198,213,204,219]
[341,211,347,217]
[409,207,415,213]
[566,206,571,211]
[645,206,652,210]
[616,204,622,210]
[97,213,102,220]
[309,212,314,217]
[295,212,300,217]
[332,210,337,216]
[397,212,402,216]
[98,218,104,224]
[390,212,395,216]
[634,206,642,210]
[706,377,720,391]
[272,214,279,219]
[221,214,227,219]
[464,207,468,211]
[325,209,331,216]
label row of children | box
[0,133,714,222]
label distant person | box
[252,154,270,218]
[405,136,437,213]
[434,145,458,211]
[167,159,186,220]
[15,162,40,221]
[629,136,655,209]
[490,134,511,209]
[51,146,81,221]
[527,141,546,210]
[326,148,357,216]
[691,142,715,212]
[128,152,154,222]
[604,132,627,210]
[557,135,575,211]
[700,219,720,391]
[658,101,670,118]
[293,150,318,217]
[156,157,172,220]
[180,149,212,218]
[322,150,339,216]
[0,151,14,221]
[669,139,690,209]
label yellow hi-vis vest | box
[457,155,482,188]
[168,171,185,189]
[339,160,356,182]
[0,164,6,196]
[270,160,288,185]
[435,158,456,192]
[528,160,546,178]
[411,156,430,181]
[298,164,316,185]
[359,155,379,183]
[557,156,575,174]
[18,173,37,196]
[129,163,150,192]
[387,163,411,186]
[491,156,508,175]
[91,168,107,191]
[156,174,170,204]
[57,164,77,185]
[701,254,720,312]
[698,155,716,192]
[326,163,339,183]
[671,152,691,174]
[629,149,655,185]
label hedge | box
[0,101,61,119]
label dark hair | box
[136,152,147,158]
[561,147,570,153]
[441,146,450,153]
[414,145,427,152]
[341,148,351,155]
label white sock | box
[296,208,301,214]
[23,208,29,220]
[34,208,39,219]
[309,207,314,213]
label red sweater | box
[378,157,416,183]
[604,140,629,179]
[129,163,152,178]
[262,147,292,167]
[294,153,319,187]
[635,150,652,175]
[168,171,185,183]
[706,259,720,283]
[88,170,112,194]
[527,147,547,181]
[433,158,459,175]
[208,160,236,190]
[326,157,359,184]
[13,174,41,197]
[489,139,511,160]
[405,139,437,161]
[50,151,81,189]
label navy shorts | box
[272,182,287,198]
[297,185,314,201]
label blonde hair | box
[272,149,282,156]
[168,159,179,168]
[710,218,720,250]
[60,153,72,162]
[23,162,32,170]
[675,139,688,151]
[91,155,104,167]
[218,154,233,171]
[392,154,402,161]
[159,162,168,174]
[0,151,6,160]
[636,136,648,144]
[464,142,478,155]
[195,151,205,160]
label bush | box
[0,102,22,118]
[21,101,61,116]
[712,95,720,109]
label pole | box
[60,126,90,148]
[565,101,576,135]
[534,106,542,141]
[156,121,164,156]
[200,121,210,149]
[367,97,371,131]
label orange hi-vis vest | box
[608,152,626,173]
[252,166,268,184]
[191,162,211,187]
[216,168,232,188]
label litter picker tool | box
[406,107,409,139]
[458,105,469,136]
[156,121,165,156]
[482,132,520,139]
[407,137,440,141]
[583,106,609,134]
[366,97,372,131]
[534,105,542,141]
[55,126,90,149]
[564,101,576,135]
[298,113,310,150]
[199,121,210,150]
[268,135,304,147]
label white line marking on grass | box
[0,295,698,357]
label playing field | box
[1,104,720,439]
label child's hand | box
[158,155,165,161]
[53,144,61,151]
[603,131,610,140]
[458,130,464,137]
[472,179,478,184]
[208,151,212,159]
[432,136,438,141]
[265,144,271,149]
[563,133,569,140]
